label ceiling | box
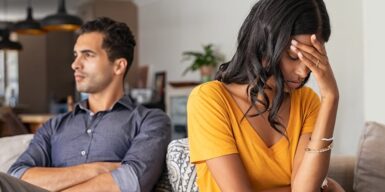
[0,0,93,22]
[0,0,159,22]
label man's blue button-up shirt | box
[8,95,171,192]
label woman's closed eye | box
[287,50,299,60]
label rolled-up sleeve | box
[113,108,171,192]
[111,164,140,192]
[7,118,55,178]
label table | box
[18,114,53,133]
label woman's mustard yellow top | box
[188,81,320,191]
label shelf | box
[169,81,201,88]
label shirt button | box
[86,129,92,134]
[81,150,86,156]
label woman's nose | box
[296,62,310,78]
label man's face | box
[71,32,115,94]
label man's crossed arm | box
[21,162,120,192]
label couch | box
[1,121,385,192]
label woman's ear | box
[114,58,128,76]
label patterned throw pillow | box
[166,138,198,192]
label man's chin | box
[76,86,89,93]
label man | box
[1,17,171,192]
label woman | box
[187,0,344,191]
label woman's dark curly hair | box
[215,0,331,135]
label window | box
[0,50,19,106]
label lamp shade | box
[14,6,45,35]
[41,0,83,31]
[0,29,22,50]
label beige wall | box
[363,0,385,125]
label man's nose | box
[71,57,81,71]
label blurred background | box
[0,0,382,155]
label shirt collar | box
[74,94,134,114]
[116,95,135,109]
[74,99,89,114]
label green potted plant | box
[182,44,224,82]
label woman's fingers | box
[291,39,321,59]
[291,37,325,61]
[310,34,327,55]
[291,35,330,72]
[297,51,320,72]
[290,45,319,66]
[291,35,339,100]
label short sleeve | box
[300,87,321,134]
[187,82,238,164]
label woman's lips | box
[285,80,302,89]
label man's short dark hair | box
[77,17,136,78]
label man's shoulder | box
[49,111,74,123]
[32,111,74,136]
[134,104,169,121]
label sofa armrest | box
[0,134,34,173]
[328,155,355,192]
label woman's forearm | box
[292,96,339,192]
[261,186,291,192]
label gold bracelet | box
[321,136,334,142]
[305,143,333,153]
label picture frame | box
[153,71,166,102]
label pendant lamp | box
[13,0,45,35]
[41,0,83,31]
[0,29,22,51]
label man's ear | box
[114,58,128,76]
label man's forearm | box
[21,162,120,191]
[61,173,120,192]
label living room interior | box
[0,0,385,191]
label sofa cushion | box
[166,138,198,192]
[0,134,33,173]
[328,155,355,192]
[354,121,385,192]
